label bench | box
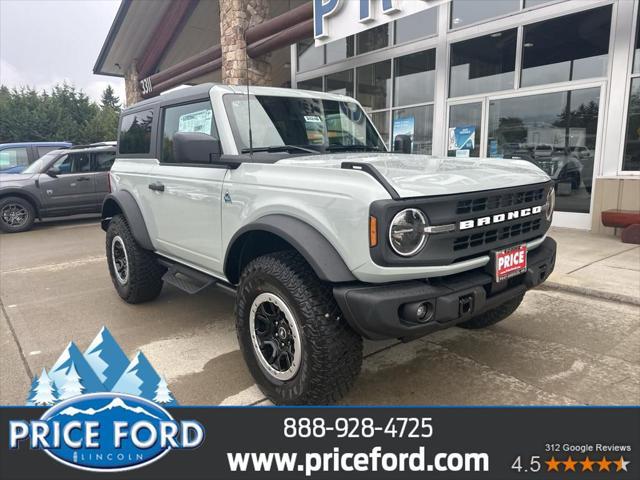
[601,209,640,244]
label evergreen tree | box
[58,363,85,400]
[100,85,120,111]
[25,375,38,406]
[153,376,174,404]
[32,368,58,406]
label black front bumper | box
[334,237,556,341]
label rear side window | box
[37,146,61,158]
[92,152,116,172]
[161,100,217,163]
[119,110,153,154]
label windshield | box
[22,151,60,174]
[224,94,387,153]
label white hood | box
[277,153,550,198]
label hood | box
[277,153,550,198]
[0,172,36,186]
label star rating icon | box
[614,456,630,472]
[544,455,631,473]
[580,456,595,472]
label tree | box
[25,375,39,406]
[153,376,175,404]
[32,368,58,406]
[58,363,85,400]
[100,85,120,111]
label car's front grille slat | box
[456,188,545,215]
[453,219,542,252]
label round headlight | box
[389,208,427,257]
[546,187,555,221]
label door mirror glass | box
[172,132,221,164]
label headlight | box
[389,208,427,257]
[545,187,555,221]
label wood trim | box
[247,19,314,58]
[245,2,313,45]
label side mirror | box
[46,167,60,178]
[394,134,412,154]
[173,132,221,164]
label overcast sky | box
[0,0,125,103]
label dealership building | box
[95,0,640,232]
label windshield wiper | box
[325,145,385,152]
[241,145,319,154]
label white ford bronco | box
[103,83,556,405]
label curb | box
[536,282,640,307]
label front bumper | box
[334,237,556,341]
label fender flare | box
[224,214,356,284]
[0,188,42,213]
[101,191,154,251]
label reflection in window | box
[357,24,390,55]
[162,100,215,163]
[634,8,640,74]
[487,87,601,213]
[326,36,354,64]
[297,77,323,92]
[119,110,153,154]
[0,147,29,170]
[395,7,438,44]
[371,111,389,147]
[521,6,611,87]
[326,70,354,97]
[297,38,323,72]
[357,61,392,111]
[394,50,435,107]
[448,103,482,158]
[450,29,516,97]
[393,105,433,155]
[623,78,640,171]
[450,0,519,29]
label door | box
[92,151,116,207]
[144,100,226,274]
[38,152,96,215]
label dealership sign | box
[314,0,449,46]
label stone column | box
[124,63,142,106]
[219,0,271,86]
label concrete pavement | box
[1,218,638,406]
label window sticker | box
[304,115,322,123]
[178,109,212,134]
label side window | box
[0,147,29,169]
[161,100,218,163]
[119,110,154,154]
[52,153,90,174]
[92,152,116,172]
[37,146,60,158]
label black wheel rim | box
[1,203,28,227]
[111,236,129,284]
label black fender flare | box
[224,214,356,284]
[101,191,154,251]
[0,188,42,214]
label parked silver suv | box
[102,84,556,404]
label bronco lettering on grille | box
[459,205,543,231]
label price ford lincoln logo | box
[459,205,544,231]
[9,393,204,472]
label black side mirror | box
[394,134,412,154]
[173,132,222,164]
[46,167,60,178]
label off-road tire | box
[236,251,363,405]
[457,294,524,329]
[0,196,35,233]
[106,215,165,303]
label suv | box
[0,143,116,232]
[102,84,556,405]
[0,142,72,173]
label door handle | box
[77,176,91,182]
[148,182,165,192]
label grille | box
[456,188,545,215]
[453,219,543,251]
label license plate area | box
[493,244,527,282]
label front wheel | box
[0,196,35,233]
[236,251,362,405]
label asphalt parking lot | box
[1,217,639,406]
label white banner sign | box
[314,0,449,46]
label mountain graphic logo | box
[26,327,177,407]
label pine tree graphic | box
[153,376,174,404]
[32,368,58,406]
[58,363,85,400]
[25,375,39,405]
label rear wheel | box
[106,215,165,303]
[457,294,524,329]
[236,251,362,405]
[0,196,35,233]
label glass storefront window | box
[393,50,435,107]
[487,87,600,213]
[395,7,438,44]
[297,38,323,72]
[297,77,323,92]
[450,29,517,98]
[326,70,354,97]
[622,78,640,171]
[448,102,482,158]
[370,111,390,147]
[357,24,390,55]
[450,0,519,29]
[392,105,433,155]
[356,60,392,111]
[326,36,354,65]
[521,6,611,88]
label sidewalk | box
[542,227,640,305]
